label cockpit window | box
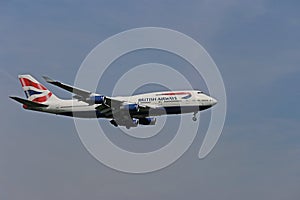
[197,91,203,94]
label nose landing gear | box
[192,112,198,121]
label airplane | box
[10,75,217,129]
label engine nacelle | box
[110,118,139,128]
[138,117,156,125]
[86,95,105,104]
[120,104,139,112]
[132,118,139,126]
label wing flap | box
[104,97,124,107]
[95,104,112,115]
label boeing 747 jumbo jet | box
[10,75,217,129]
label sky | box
[1,0,300,199]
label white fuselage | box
[28,90,217,119]
[12,74,218,128]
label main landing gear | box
[192,112,198,121]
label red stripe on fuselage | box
[159,92,191,95]
[19,78,48,90]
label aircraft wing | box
[95,97,126,117]
[95,100,159,117]
[42,76,156,118]
[43,76,92,98]
[43,76,125,106]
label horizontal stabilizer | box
[10,96,48,107]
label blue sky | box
[1,0,300,199]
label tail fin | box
[18,75,60,104]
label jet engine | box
[110,118,139,129]
[138,117,157,125]
[120,103,139,112]
[86,95,105,104]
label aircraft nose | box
[211,97,218,105]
